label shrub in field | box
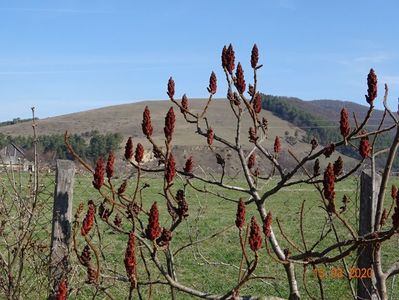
[0,108,53,299]
[65,45,399,300]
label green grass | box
[2,172,399,299]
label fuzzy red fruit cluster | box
[263,211,272,239]
[208,71,217,94]
[333,156,343,177]
[323,144,335,158]
[80,245,91,267]
[117,180,127,195]
[176,190,189,218]
[235,63,246,94]
[359,136,371,158]
[253,93,262,114]
[181,94,189,113]
[164,107,176,142]
[249,216,262,252]
[146,202,161,240]
[81,200,96,236]
[247,153,256,170]
[274,136,281,154]
[157,228,173,247]
[165,154,176,185]
[183,156,193,175]
[222,44,235,74]
[56,278,68,300]
[142,106,153,137]
[207,128,214,146]
[124,231,137,287]
[323,163,336,212]
[249,127,257,143]
[92,157,104,190]
[167,77,175,99]
[251,44,259,69]
[106,151,114,179]
[124,137,134,160]
[235,198,246,229]
[135,143,144,163]
[365,69,377,105]
[340,108,350,138]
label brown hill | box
[0,98,358,171]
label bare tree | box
[65,44,399,300]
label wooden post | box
[48,160,75,299]
[357,169,381,300]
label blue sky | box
[0,0,398,121]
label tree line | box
[261,94,399,169]
[0,130,122,163]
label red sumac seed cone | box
[146,202,161,240]
[235,62,246,94]
[359,136,371,158]
[167,77,175,99]
[333,156,344,177]
[249,127,257,143]
[235,198,246,229]
[222,44,235,74]
[181,94,189,113]
[323,144,335,158]
[247,153,256,170]
[251,44,259,69]
[81,200,96,236]
[365,68,377,105]
[165,154,176,185]
[56,278,68,300]
[340,108,350,138]
[253,93,262,114]
[124,231,137,287]
[249,216,262,252]
[135,143,144,163]
[142,106,153,137]
[106,151,115,179]
[207,71,217,94]
[164,107,176,142]
[124,137,134,161]
[207,128,214,146]
[274,136,281,154]
[323,163,336,212]
[117,180,127,195]
[183,156,193,175]
[92,157,105,190]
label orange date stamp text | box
[312,267,373,280]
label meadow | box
[19,171,398,300]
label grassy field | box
[2,171,399,299]
[68,173,399,299]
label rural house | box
[0,143,34,171]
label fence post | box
[357,169,381,300]
[48,160,75,299]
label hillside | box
[0,98,357,172]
